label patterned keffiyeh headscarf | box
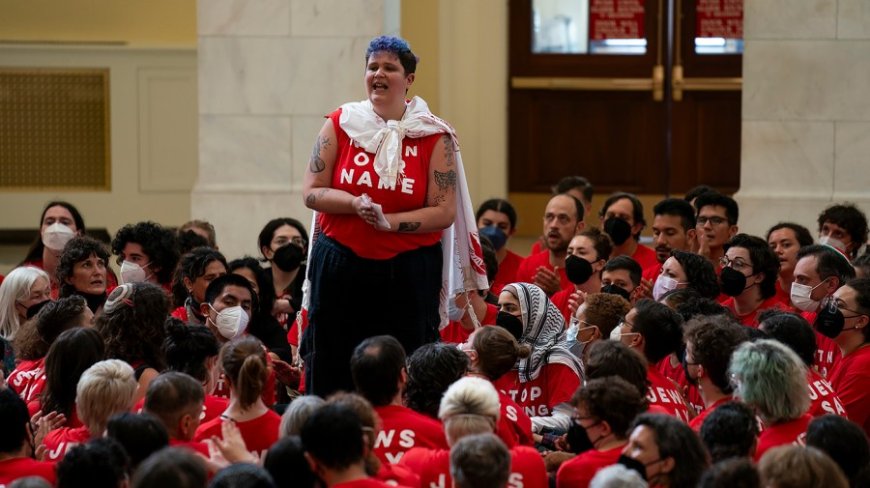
[506,283,584,383]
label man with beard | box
[599,193,658,271]
[643,198,697,282]
[516,194,585,296]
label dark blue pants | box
[300,234,442,397]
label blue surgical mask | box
[479,226,508,251]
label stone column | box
[735,0,870,237]
[193,0,396,258]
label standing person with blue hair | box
[301,35,486,397]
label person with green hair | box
[729,339,811,461]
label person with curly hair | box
[111,221,179,294]
[19,201,86,299]
[9,296,92,414]
[57,235,113,315]
[96,282,169,404]
[571,292,631,359]
[170,248,227,326]
[683,315,748,431]
[404,342,469,419]
[818,202,869,260]
[651,250,720,301]
[699,401,760,462]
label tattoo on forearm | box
[309,136,330,173]
[433,170,457,192]
[442,135,456,167]
[426,194,447,208]
[398,222,422,232]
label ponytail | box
[473,326,525,381]
[220,336,267,410]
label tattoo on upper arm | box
[442,135,456,167]
[433,170,457,193]
[398,222,422,232]
[309,136,330,173]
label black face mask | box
[77,292,107,314]
[719,267,748,297]
[601,283,632,301]
[273,244,304,273]
[566,255,594,285]
[816,299,847,338]
[25,299,51,319]
[496,311,524,341]
[616,454,648,481]
[604,218,632,246]
[566,422,598,454]
[682,355,699,387]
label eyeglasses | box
[821,296,869,319]
[697,216,728,226]
[719,256,753,272]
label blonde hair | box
[0,266,49,340]
[438,377,500,446]
[76,359,137,435]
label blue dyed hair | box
[365,36,418,74]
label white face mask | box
[42,223,75,251]
[119,260,150,284]
[652,275,681,302]
[609,323,623,341]
[210,304,250,340]
[819,235,848,254]
[790,280,827,312]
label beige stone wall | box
[735,0,870,237]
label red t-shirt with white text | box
[400,446,546,488]
[828,344,870,435]
[497,389,535,448]
[646,366,693,423]
[806,369,847,418]
[318,109,443,260]
[42,426,91,462]
[494,364,581,419]
[7,358,46,407]
[689,397,732,432]
[373,404,448,465]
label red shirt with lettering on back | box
[657,356,704,414]
[497,389,535,447]
[556,444,625,488]
[42,426,91,462]
[400,446,547,488]
[645,366,694,423]
[754,413,811,461]
[494,364,581,419]
[318,108,443,260]
[194,410,281,458]
[806,369,847,417]
[373,404,447,465]
[689,397,732,432]
[7,358,46,408]
[0,457,57,486]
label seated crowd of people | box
[0,178,869,488]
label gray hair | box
[590,464,649,488]
[280,395,325,438]
[729,339,809,423]
[450,433,511,488]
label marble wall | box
[193,0,396,258]
[735,0,870,238]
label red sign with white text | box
[589,0,645,40]
[696,0,743,38]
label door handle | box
[672,65,742,101]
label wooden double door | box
[509,0,743,195]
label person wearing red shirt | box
[817,203,869,261]
[729,339,812,460]
[643,198,698,284]
[143,372,210,456]
[694,192,739,270]
[651,251,721,302]
[43,359,137,462]
[477,198,524,295]
[459,325,536,447]
[602,256,643,301]
[38,326,103,428]
[759,310,847,418]
[615,299,694,422]
[302,402,397,488]
[401,377,547,488]
[19,202,88,300]
[450,433,512,488]
[624,413,709,488]
[194,337,281,458]
[0,388,57,486]
[493,284,582,434]
[767,223,814,309]
[516,194,586,296]
[682,315,748,432]
[792,244,856,376]
[599,192,658,271]
[825,278,870,435]
[551,229,610,322]
[556,377,646,488]
[719,234,789,327]
[350,335,447,465]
